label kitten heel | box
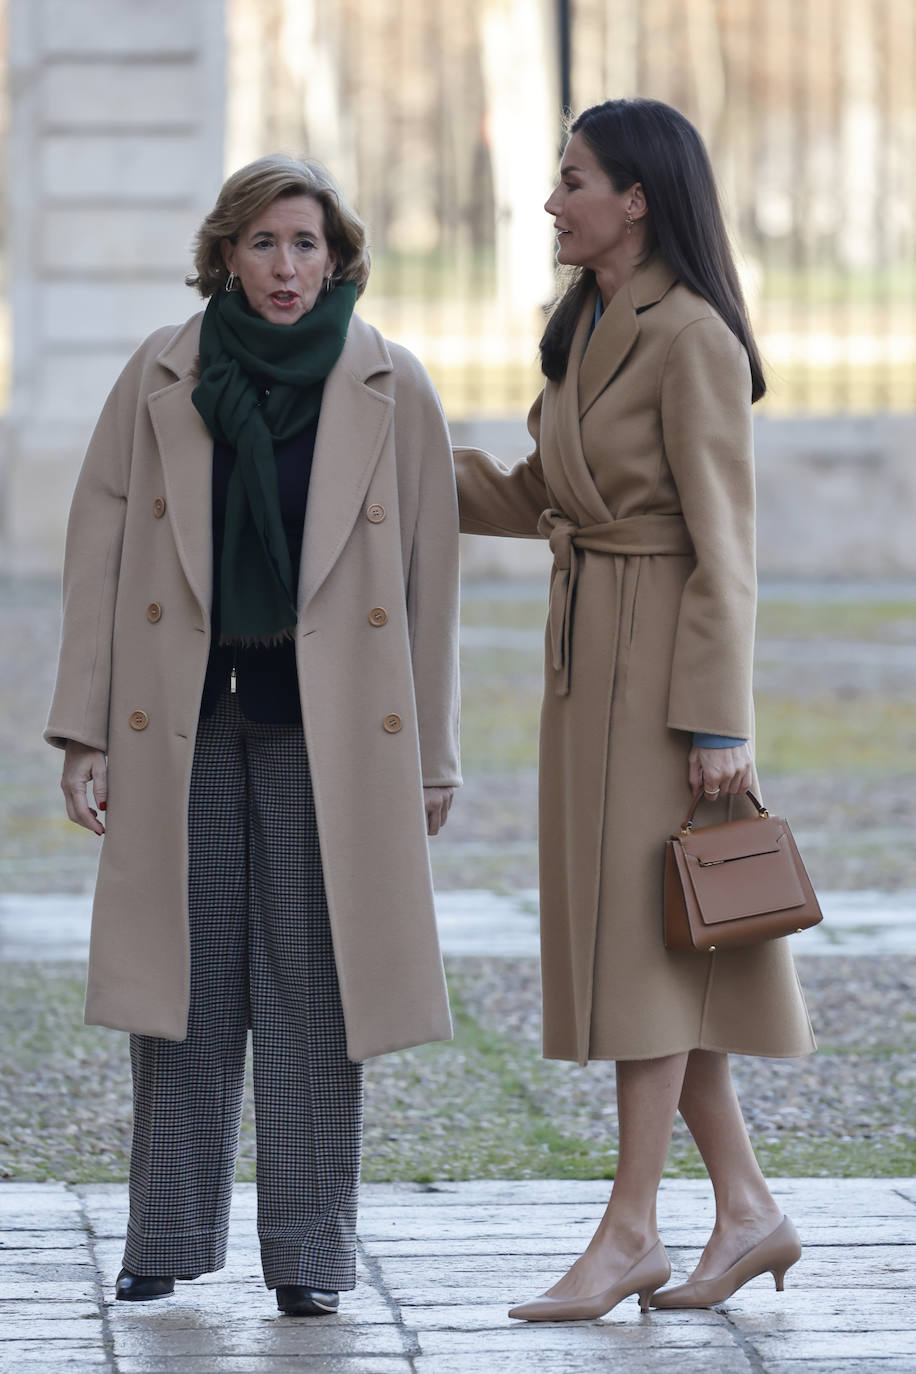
[638,1286,656,1314]
[772,1263,792,1292]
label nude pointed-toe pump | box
[650,1215,801,1310]
[508,1239,671,1322]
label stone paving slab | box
[412,1358,755,1374]
[760,1365,916,1374]
[1,1180,915,1372]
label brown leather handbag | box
[664,790,823,953]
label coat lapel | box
[145,311,395,621]
[578,256,678,420]
[542,258,680,524]
[147,315,213,620]
[299,315,395,610]
[543,292,613,524]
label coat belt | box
[537,509,694,696]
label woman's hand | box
[423,786,454,837]
[61,742,108,836]
[688,742,754,801]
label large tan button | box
[129,710,149,731]
[369,607,388,627]
[153,498,166,518]
[146,602,162,623]
[366,503,386,523]
[382,713,402,734]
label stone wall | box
[0,0,225,573]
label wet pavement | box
[1,1178,914,1372]
[3,887,916,963]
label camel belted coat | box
[456,257,814,1065]
[46,311,460,1062]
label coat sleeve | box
[44,340,155,752]
[660,315,757,739]
[453,391,550,537]
[393,353,462,790]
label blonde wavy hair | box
[187,154,370,299]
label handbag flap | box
[680,816,785,866]
[680,825,806,924]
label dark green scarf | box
[192,281,357,644]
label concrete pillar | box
[1,0,225,573]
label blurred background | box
[1,0,915,1184]
[0,0,914,573]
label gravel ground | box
[449,954,916,1148]
[3,954,914,1184]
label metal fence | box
[234,0,914,417]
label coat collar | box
[155,311,204,380]
[147,309,397,622]
[577,254,677,418]
[299,315,395,610]
[148,314,211,618]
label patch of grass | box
[457,648,542,772]
[756,600,916,642]
[2,962,913,1184]
[755,693,916,774]
[461,598,547,631]
[461,592,916,644]
[663,1134,916,1180]
[457,658,916,781]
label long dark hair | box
[540,98,765,402]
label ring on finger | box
[704,786,721,797]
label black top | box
[199,416,319,724]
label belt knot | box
[537,508,693,696]
[537,510,578,572]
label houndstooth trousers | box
[122,688,363,1290]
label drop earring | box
[225,271,239,292]
[625,211,634,236]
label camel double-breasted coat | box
[45,311,460,1062]
[456,256,815,1066]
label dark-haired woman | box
[455,98,814,1321]
[46,154,460,1314]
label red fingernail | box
[99,801,107,811]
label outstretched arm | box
[454,391,551,537]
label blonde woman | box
[47,155,460,1316]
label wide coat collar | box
[576,253,678,418]
[543,255,678,525]
[147,310,395,621]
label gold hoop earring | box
[324,275,334,294]
[225,271,239,293]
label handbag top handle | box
[681,789,769,834]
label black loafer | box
[115,1269,175,1301]
[275,1285,339,1316]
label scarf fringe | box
[218,627,296,649]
